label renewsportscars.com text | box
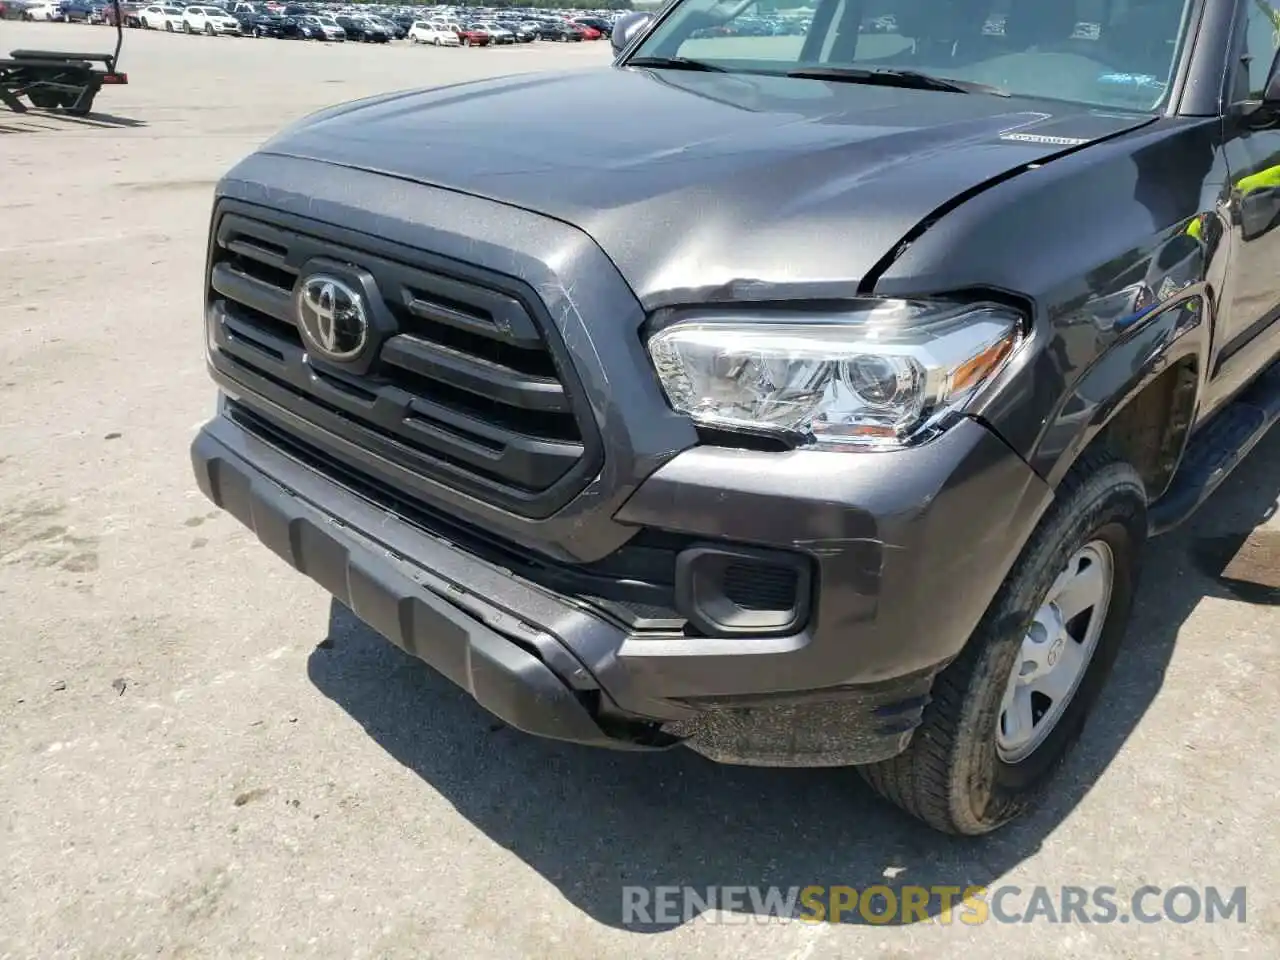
[621,884,1247,926]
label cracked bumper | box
[191,408,1051,765]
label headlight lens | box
[647,299,1024,450]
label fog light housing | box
[675,544,812,637]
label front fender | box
[870,118,1225,490]
[1036,292,1210,492]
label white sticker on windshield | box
[1097,73,1166,90]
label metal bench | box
[2,2,128,115]
[9,50,120,66]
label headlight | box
[647,299,1024,450]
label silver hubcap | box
[996,541,1114,763]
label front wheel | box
[205,22,214,36]
[165,20,173,31]
[859,453,1146,835]
[182,20,191,32]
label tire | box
[859,452,1146,835]
[165,21,173,31]
[253,26,262,37]
[205,22,214,36]
[462,36,470,46]
[182,21,191,32]
[141,17,149,28]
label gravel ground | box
[1,21,1277,959]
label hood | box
[258,66,1155,306]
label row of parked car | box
[13,0,618,45]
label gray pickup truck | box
[191,0,1280,834]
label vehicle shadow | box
[42,109,145,128]
[0,110,145,131]
[307,430,1280,930]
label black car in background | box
[235,9,287,36]
[535,20,581,41]
[279,14,323,38]
[370,15,404,39]
[58,0,93,21]
[499,19,536,42]
[335,15,389,42]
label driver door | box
[1213,0,1280,404]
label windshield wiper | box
[626,55,727,73]
[786,67,1008,96]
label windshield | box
[627,0,1193,111]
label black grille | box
[205,200,601,518]
[722,560,800,612]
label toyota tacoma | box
[190,0,1280,834]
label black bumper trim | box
[192,426,667,751]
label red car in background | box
[570,20,601,40]
[455,23,490,46]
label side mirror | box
[611,11,653,55]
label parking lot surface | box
[2,22,1278,959]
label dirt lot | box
[1,21,1277,959]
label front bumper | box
[192,403,1051,766]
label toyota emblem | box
[296,274,368,362]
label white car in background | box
[408,21,459,45]
[139,4,186,30]
[182,4,242,34]
[22,1,64,21]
